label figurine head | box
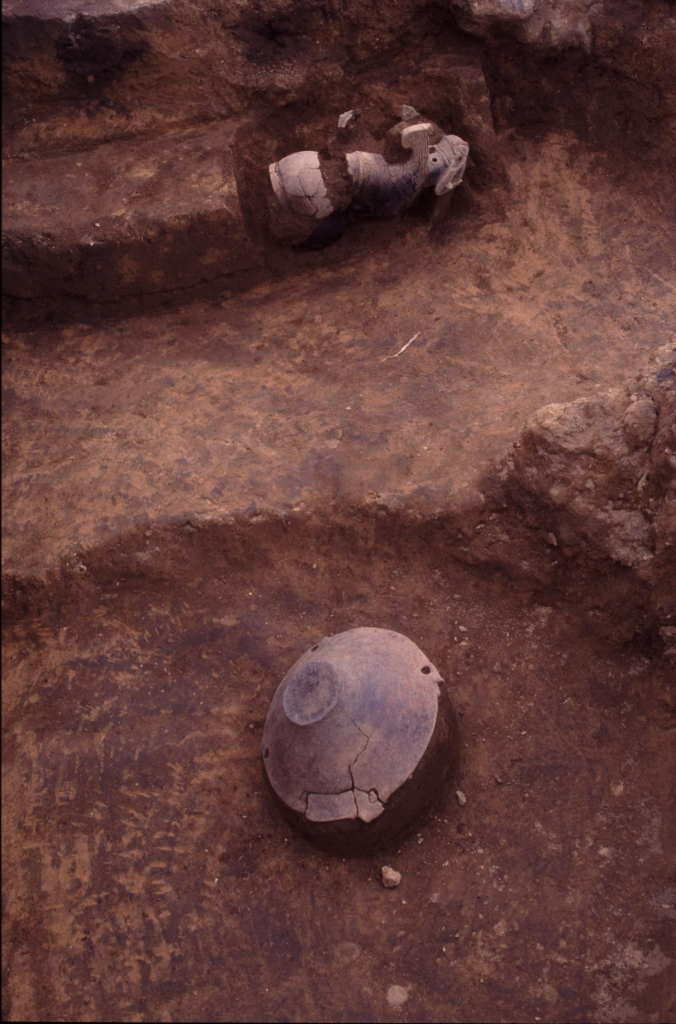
[427,135,470,194]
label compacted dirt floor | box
[3,521,675,1023]
[3,91,676,1024]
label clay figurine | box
[262,627,459,853]
[267,105,469,248]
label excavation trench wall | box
[3,6,676,1022]
[3,0,675,327]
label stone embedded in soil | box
[381,866,402,888]
[456,790,467,806]
[386,985,409,1007]
[262,628,459,853]
[451,0,601,52]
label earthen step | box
[3,0,233,111]
[2,60,505,326]
[3,0,240,158]
[2,122,265,318]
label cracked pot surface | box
[262,627,458,851]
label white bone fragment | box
[379,332,421,363]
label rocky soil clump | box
[464,344,676,649]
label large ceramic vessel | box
[267,107,470,247]
[262,627,459,853]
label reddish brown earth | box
[2,2,676,1022]
[3,521,675,1022]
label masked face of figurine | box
[427,135,470,194]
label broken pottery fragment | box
[262,627,458,853]
[338,108,361,129]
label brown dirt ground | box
[3,517,675,1023]
[3,25,676,1020]
[3,135,674,578]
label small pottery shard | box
[354,788,385,822]
[338,108,362,129]
[262,627,459,853]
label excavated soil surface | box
[3,4,676,1019]
[3,130,675,1022]
[3,519,675,1023]
[4,135,675,579]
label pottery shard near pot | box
[262,628,458,851]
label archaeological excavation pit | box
[2,1,675,1022]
